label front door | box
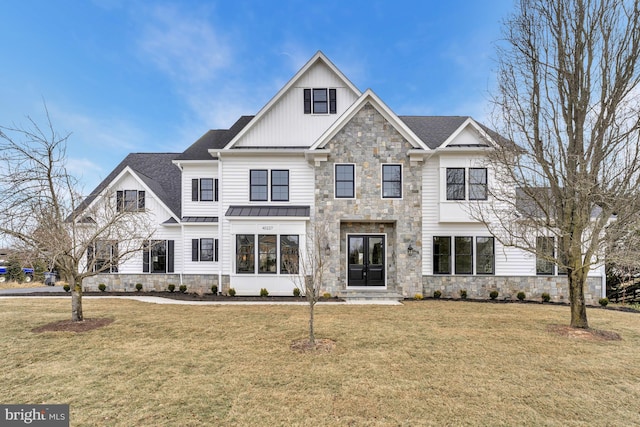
[348,235,385,286]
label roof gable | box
[224,51,361,149]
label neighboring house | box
[78,51,605,303]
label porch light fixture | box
[325,243,331,255]
[408,244,414,256]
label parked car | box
[0,260,34,283]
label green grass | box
[1,298,639,426]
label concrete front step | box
[337,290,404,302]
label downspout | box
[217,151,223,295]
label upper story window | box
[335,164,355,198]
[446,167,488,201]
[250,170,268,201]
[117,190,145,212]
[192,178,218,202]
[382,164,402,199]
[271,170,289,201]
[250,169,289,202]
[304,88,337,114]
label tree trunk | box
[568,270,589,329]
[308,301,315,345]
[70,277,83,322]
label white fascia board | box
[210,148,307,157]
[172,159,218,168]
[82,165,180,224]
[439,118,499,149]
[309,89,430,152]
[223,51,362,150]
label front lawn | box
[0,298,638,426]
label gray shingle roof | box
[398,116,469,149]
[176,116,254,160]
[75,153,182,219]
[226,205,310,217]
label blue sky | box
[0,0,513,193]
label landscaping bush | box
[260,288,269,297]
[599,297,609,307]
[414,293,423,300]
[98,283,106,292]
[517,291,526,301]
[63,284,70,292]
[293,288,301,297]
[179,285,187,293]
[228,288,236,297]
[211,285,218,294]
[167,284,175,293]
[135,283,143,292]
[541,292,551,303]
[433,290,442,299]
[489,290,499,300]
[323,292,332,299]
[459,289,468,300]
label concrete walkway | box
[0,294,403,306]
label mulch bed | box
[31,318,115,333]
[546,324,622,341]
[290,338,336,353]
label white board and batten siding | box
[234,62,359,148]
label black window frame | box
[446,168,466,201]
[280,235,299,274]
[258,234,277,274]
[475,237,495,275]
[469,168,488,201]
[117,190,145,212]
[250,170,268,201]
[454,236,473,275]
[192,178,218,202]
[382,164,402,199]
[536,236,555,275]
[335,164,355,199]
[236,235,255,274]
[304,88,337,115]
[88,240,118,273]
[433,236,452,274]
[271,170,289,202]
[143,240,174,274]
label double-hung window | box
[117,190,145,212]
[88,240,118,273]
[446,167,489,201]
[469,168,488,200]
[536,236,555,275]
[271,170,289,201]
[192,178,218,202]
[454,236,473,274]
[143,240,174,273]
[434,236,495,275]
[446,169,465,200]
[304,88,337,114]
[250,170,268,201]
[335,164,355,198]
[192,238,218,262]
[382,164,402,198]
[433,236,452,274]
[476,237,495,275]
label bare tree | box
[0,107,155,321]
[286,222,330,346]
[483,0,640,328]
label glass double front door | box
[348,235,385,287]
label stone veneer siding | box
[314,102,422,296]
[83,274,220,294]
[422,275,604,305]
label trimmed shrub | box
[98,283,106,292]
[228,288,236,297]
[414,293,423,300]
[323,292,332,299]
[211,285,218,294]
[260,288,269,297]
[489,290,499,300]
[517,291,526,301]
[293,288,301,297]
[599,297,609,307]
[168,284,175,293]
[179,285,187,293]
[63,284,70,292]
[135,283,143,292]
[433,290,442,299]
[459,289,468,300]
[541,292,551,303]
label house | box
[78,51,605,303]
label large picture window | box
[433,236,451,274]
[454,236,473,274]
[280,235,299,274]
[335,164,355,198]
[250,170,268,201]
[475,237,495,275]
[382,164,402,198]
[236,235,255,274]
[258,235,277,274]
